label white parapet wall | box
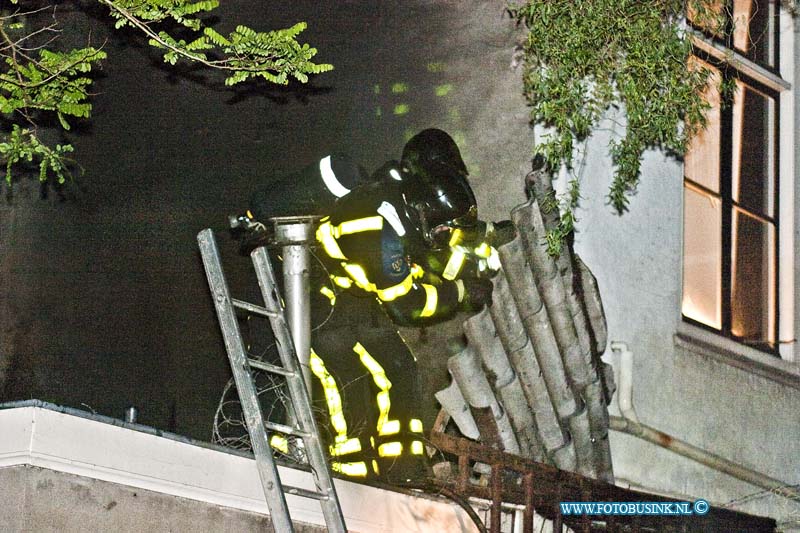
[0,402,478,533]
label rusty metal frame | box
[428,432,776,533]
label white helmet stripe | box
[320,155,351,198]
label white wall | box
[564,113,800,526]
[421,3,800,524]
[0,404,480,533]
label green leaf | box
[57,112,71,131]
[203,27,231,46]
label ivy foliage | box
[1,0,332,186]
[509,0,735,254]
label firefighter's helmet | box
[400,129,477,249]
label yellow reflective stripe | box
[331,275,352,289]
[330,437,362,457]
[411,441,424,455]
[371,373,391,391]
[448,228,463,247]
[455,279,466,302]
[246,210,254,219]
[420,284,438,317]
[375,391,394,433]
[353,343,400,438]
[358,352,384,377]
[379,419,401,436]
[410,264,424,278]
[316,221,347,260]
[376,273,413,301]
[330,412,347,436]
[376,390,391,411]
[372,460,380,475]
[378,442,403,457]
[337,216,383,236]
[409,419,424,433]
[270,435,289,454]
[474,242,492,258]
[343,263,375,292]
[354,343,391,390]
[319,286,336,306]
[309,350,349,440]
[332,461,368,477]
[338,259,416,302]
[442,249,466,280]
[343,265,414,302]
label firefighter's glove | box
[460,277,494,311]
[238,227,272,256]
[488,220,516,248]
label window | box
[682,1,786,354]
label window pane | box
[684,58,721,193]
[731,208,775,347]
[682,185,722,329]
[731,80,775,217]
[732,0,776,67]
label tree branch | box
[95,0,277,73]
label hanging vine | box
[508,0,758,254]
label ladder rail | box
[198,229,295,533]
[251,245,347,532]
[198,228,347,533]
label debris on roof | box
[435,167,615,483]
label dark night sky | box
[1,1,524,440]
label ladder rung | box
[232,298,280,318]
[248,358,295,377]
[199,228,346,532]
[265,420,311,439]
[284,485,330,501]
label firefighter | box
[316,129,512,326]
[308,130,516,481]
[243,129,511,483]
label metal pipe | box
[272,216,316,395]
[610,341,639,424]
[609,416,800,503]
[609,342,800,504]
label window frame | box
[681,3,793,359]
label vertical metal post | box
[523,472,534,533]
[272,216,317,395]
[490,464,502,533]
[553,484,563,533]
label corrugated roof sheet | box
[436,168,615,483]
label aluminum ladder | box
[197,228,347,533]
